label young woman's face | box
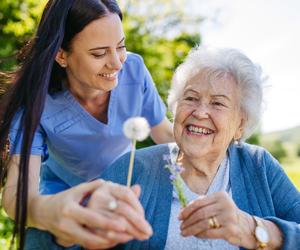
[60,13,127,94]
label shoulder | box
[119,52,148,83]
[103,144,170,182]
[41,91,70,119]
[230,142,284,180]
[125,51,145,65]
[233,142,279,167]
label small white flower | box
[123,117,150,141]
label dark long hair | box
[0,0,122,249]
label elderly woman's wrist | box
[238,211,258,249]
[263,220,283,250]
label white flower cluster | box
[123,117,150,141]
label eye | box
[117,45,126,51]
[92,52,106,58]
[184,96,198,101]
[212,101,225,107]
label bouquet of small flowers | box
[163,144,187,208]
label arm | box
[263,150,300,250]
[2,155,152,249]
[2,155,41,226]
[150,117,174,144]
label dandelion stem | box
[126,139,136,187]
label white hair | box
[167,46,265,140]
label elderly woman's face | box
[174,71,244,158]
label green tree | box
[0,0,203,243]
[268,140,287,163]
[121,0,201,102]
[0,0,47,70]
[296,144,300,157]
[246,132,261,145]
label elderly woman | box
[95,47,300,250]
[25,47,300,249]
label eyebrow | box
[212,95,231,101]
[88,37,125,51]
[183,89,231,101]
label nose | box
[107,50,123,71]
[191,104,209,119]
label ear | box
[234,118,245,141]
[55,48,68,68]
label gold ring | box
[208,217,215,229]
[212,216,221,228]
[208,216,221,229]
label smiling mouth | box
[97,72,118,78]
[187,125,214,135]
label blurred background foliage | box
[0,0,299,248]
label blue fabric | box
[24,143,300,250]
[9,52,166,191]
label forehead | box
[184,70,238,95]
[71,13,124,48]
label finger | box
[72,179,104,202]
[87,190,117,211]
[195,227,226,240]
[180,203,220,230]
[67,204,127,232]
[98,208,151,241]
[57,220,112,250]
[131,184,141,198]
[179,195,214,220]
[108,182,144,216]
[55,237,75,248]
[181,217,213,237]
[113,200,152,239]
[93,228,134,244]
[195,225,241,246]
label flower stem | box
[126,139,136,187]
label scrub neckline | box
[62,88,116,130]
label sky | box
[189,0,300,133]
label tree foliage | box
[296,144,300,157]
[0,0,202,242]
[268,140,288,163]
[0,0,47,70]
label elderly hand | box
[31,180,152,250]
[178,191,258,249]
[83,181,153,249]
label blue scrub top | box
[9,52,166,193]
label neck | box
[180,150,227,195]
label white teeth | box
[187,125,212,135]
[98,72,117,78]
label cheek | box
[120,50,127,64]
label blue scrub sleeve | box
[141,64,167,127]
[9,110,45,156]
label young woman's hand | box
[30,180,152,249]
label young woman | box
[0,0,173,249]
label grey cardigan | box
[24,143,300,250]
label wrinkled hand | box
[34,180,152,250]
[179,191,257,249]
[83,181,153,249]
